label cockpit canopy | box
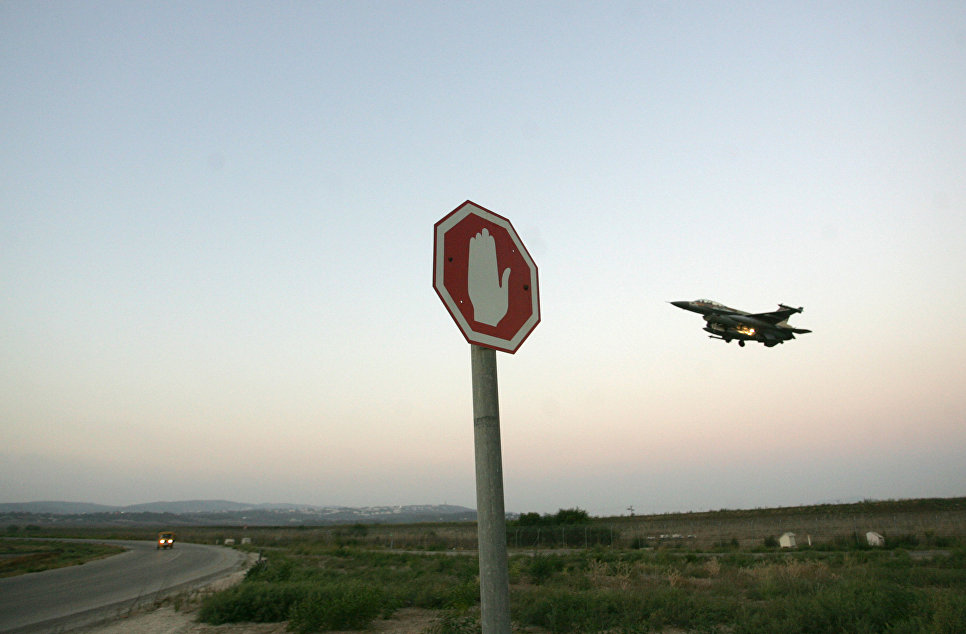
[695,299,727,309]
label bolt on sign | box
[433,200,540,353]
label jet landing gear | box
[738,340,745,347]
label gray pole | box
[471,344,512,634]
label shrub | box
[513,585,734,633]
[288,582,385,633]
[628,536,648,549]
[887,533,921,549]
[425,609,481,634]
[553,508,590,525]
[928,590,966,633]
[404,578,478,610]
[713,537,741,550]
[198,581,309,624]
[244,556,298,583]
[511,508,590,527]
[528,554,564,584]
[513,587,628,632]
[734,579,918,633]
[515,512,543,527]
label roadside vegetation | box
[0,538,125,577]
[9,497,965,632]
[191,540,966,633]
[192,499,965,633]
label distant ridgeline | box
[2,497,963,528]
[0,501,477,527]
[620,497,966,523]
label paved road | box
[0,540,248,633]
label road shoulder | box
[80,553,265,633]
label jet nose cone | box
[670,301,690,309]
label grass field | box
[0,538,125,577]
[7,497,965,632]
[192,540,966,633]
[195,498,966,632]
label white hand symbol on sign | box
[467,228,511,326]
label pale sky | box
[2,1,965,516]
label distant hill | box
[121,500,257,514]
[0,501,118,514]
[0,500,478,527]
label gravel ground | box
[84,605,438,634]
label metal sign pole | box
[471,344,512,633]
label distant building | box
[866,531,885,547]
[779,532,797,548]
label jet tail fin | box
[776,305,809,334]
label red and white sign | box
[433,201,540,353]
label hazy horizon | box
[3,2,964,516]
[8,494,955,517]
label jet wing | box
[748,304,804,324]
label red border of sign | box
[433,201,540,353]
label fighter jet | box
[670,299,811,347]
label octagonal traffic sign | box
[433,200,540,353]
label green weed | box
[199,581,309,624]
[183,503,965,632]
[425,609,481,634]
[288,582,385,632]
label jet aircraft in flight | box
[671,299,811,347]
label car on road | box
[157,531,175,549]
